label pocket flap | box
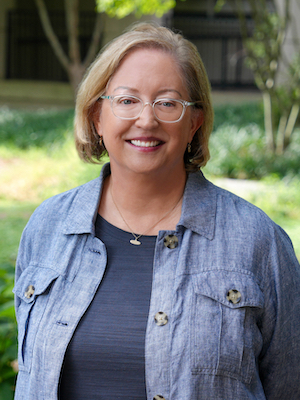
[13,266,60,304]
[192,269,264,309]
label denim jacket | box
[14,163,300,400]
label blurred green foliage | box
[213,102,265,131]
[0,262,17,400]
[0,107,74,149]
[207,118,300,179]
[96,0,180,18]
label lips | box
[129,139,162,148]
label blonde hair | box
[75,22,214,172]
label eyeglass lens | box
[112,96,184,122]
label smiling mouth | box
[130,140,162,148]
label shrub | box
[0,107,74,149]
[0,262,17,400]
[204,103,300,179]
[213,102,265,131]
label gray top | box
[59,214,156,399]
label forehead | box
[107,48,186,95]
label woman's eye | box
[122,99,133,105]
[157,100,176,108]
[116,97,137,105]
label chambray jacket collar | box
[62,164,110,235]
[63,162,217,240]
[179,171,217,240]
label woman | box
[14,23,300,400]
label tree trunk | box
[67,63,87,95]
[283,103,300,148]
[83,12,104,68]
[276,114,287,155]
[34,0,69,71]
[65,0,81,64]
[262,91,275,152]
[34,0,103,99]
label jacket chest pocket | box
[191,270,264,384]
[13,266,60,372]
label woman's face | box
[94,48,202,178]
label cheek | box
[176,121,195,144]
[98,118,132,146]
[98,114,112,137]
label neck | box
[112,162,186,206]
[99,164,187,235]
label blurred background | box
[0,0,299,398]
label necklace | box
[110,185,183,245]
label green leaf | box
[0,381,14,400]
[0,301,15,318]
[96,0,178,18]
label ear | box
[189,109,204,142]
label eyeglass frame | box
[99,94,199,123]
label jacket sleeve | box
[259,225,300,399]
[14,223,33,310]
[14,197,52,307]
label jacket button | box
[226,289,241,304]
[154,311,168,326]
[25,285,35,299]
[153,396,166,400]
[164,234,178,249]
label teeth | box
[130,140,160,147]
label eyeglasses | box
[100,94,197,123]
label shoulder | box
[189,173,300,288]
[206,175,278,233]
[15,175,102,276]
[205,176,298,266]
[27,177,101,228]
[189,172,297,262]
[186,171,279,239]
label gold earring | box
[99,136,103,146]
[187,143,192,153]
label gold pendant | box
[130,239,141,245]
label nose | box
[135,102,158,128]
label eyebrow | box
[113,86,183,97]
[113,86,134,93]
